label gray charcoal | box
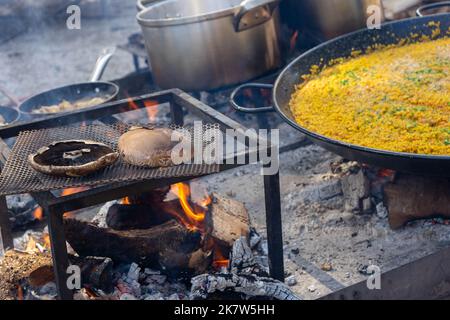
[120,293,137,300]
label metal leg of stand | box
[0,196,13,253]
[263,170,284,281]
[46,206,72,300]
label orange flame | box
[175,183,205,223]
[61,187,88,197]
[42,233,51,248]
[127,97,139,111]
[33,207,44,221]
[121,197,131,205]
[290,30,299,52]
[144,100,159,123]
[61,187,88,217]
[166,183,211,231]
[126,97,159,123]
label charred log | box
[64,218,205,272]
[384,174,450,229]
[105,187,178,230]
[69,256,114,292]
[106,203,171,230]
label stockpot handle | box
[416,1,450,16]
[89,47,116,82]
[233,0,280,32]
[136,0,159,12]
[230,83,275,113]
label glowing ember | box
[121,197,131,205]
[144,100,159,122]
[290,30,299,52]
[212,259,229,269]
[378,169,396,178]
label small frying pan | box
[416,1,450,16]
[18,48,119,119]
[0,88,20,125]
[0,106,20,126]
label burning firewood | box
[65,187,252,277]
[64,218,205,272]
[384,174,450,229]
[206,193,250,247]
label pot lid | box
[137,0,245,27]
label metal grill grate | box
[0,123,220,195]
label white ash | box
[13,229,48,252]
[120,293,137,300]
[307,285,316,292]
[25,282,58,300]
[126,262,141,282]
[191,237,299,300]
[91,200,117,227]
[6,194,35,212]
[6,194,41,229]
[249,229,262,249]
[376,202,389,219]
[341,169,370,213]
[111,263,190,300]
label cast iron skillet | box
[231,13,450,176]
[19,48,119,119]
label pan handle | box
[230,83,275,113]
[233,0,280,32]
[416,1,450,16]
[89,47,116,82]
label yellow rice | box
[289,37,450,155]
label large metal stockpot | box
[284,0,385,39]
[137,0,282,91]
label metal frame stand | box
[0,89,284,299]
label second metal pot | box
[136,0,283,91]
[285,0,385,40]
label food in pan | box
[118,127,182,168]
[28,140,119,177]
[289,37,450,155]
[32,96,108,114]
